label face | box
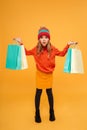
[39,35,49,47]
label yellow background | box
[0,0,87,130]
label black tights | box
[35,88,54,111]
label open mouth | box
[43,42,46,44]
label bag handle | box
[71,42,80,49]
[12,38,22,45]
[12,39,19,44]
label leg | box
[35,88,42,123]
[46,88,55,121]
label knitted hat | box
[38,27,50,40]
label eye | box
[40,36,43,39]
[45,36,48,39]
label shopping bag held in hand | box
[21,45,28,69]
[71,48,84,73]
[6,44,28,70]
[6,44,21,70]
[63,46,84,74]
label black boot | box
[35,109,41,123]
[49,109,55,121]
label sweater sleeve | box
[20,43,36,56]
[25,47,36,56]
[54,44,70,56]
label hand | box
[68,41,78,45]
[13,37,22,44]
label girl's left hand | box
[68,41,78,45]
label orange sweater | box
[24,44,70,73]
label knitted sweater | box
[23,44,70,73]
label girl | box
[14,27,77,123]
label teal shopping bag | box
[6,44,21,70]
[63,48,72,73]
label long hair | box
[36,41,52,57]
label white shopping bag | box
[71,48,84,73]
[21,45,28,69]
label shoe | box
[49,109,55,121]
[35,109,41,123]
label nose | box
[43,37,46,40]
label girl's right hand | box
[13,38,23,45]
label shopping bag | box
[6,44,28,70]
[63,48,72,73]
[6,44,21,70]
[21,45,28,69]
[71,48,84,73]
